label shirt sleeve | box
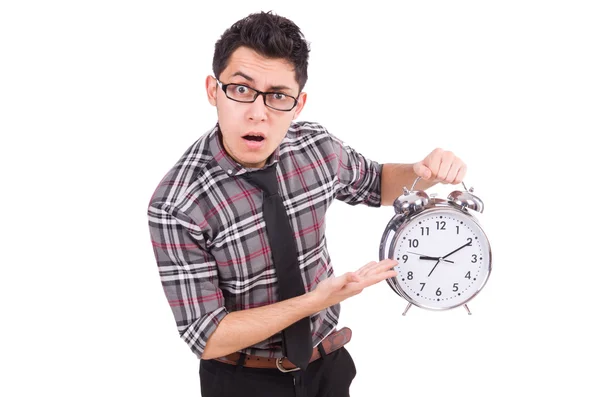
[147,203,228,359]
[329,132,383,207]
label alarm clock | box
[379,177,492,315]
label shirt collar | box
[208,122,280,177]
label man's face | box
[206,46,307,169]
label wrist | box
[304,289,326,315]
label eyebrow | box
[230,71,293,92]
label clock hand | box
[407,251,430,257]
[441,241,473,260]
[418,255,454,264]
[408,251,454,263]
[427,258,441,277]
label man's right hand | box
[309,259,399,311]
[202,259,398,360]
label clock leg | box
[463,304,472,315]
[402,303,412,316]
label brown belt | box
[214,327,352,372]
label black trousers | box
[199,346,357,397]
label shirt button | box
[227,170,232,175]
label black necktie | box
[241,164,313,370]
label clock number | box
[421,227,430,236]
[420,283,426,291]
[409,239,419,248]
[402,254,408,263]
[471,254,477,263]
[467,237,473,245]
[453,283,459,292]
[436,221,446,230]
[465,271,471,279]
[436,287,442,296]
[407,271,413,280]
[456,225,460,234]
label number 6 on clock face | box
[392,208,491,310]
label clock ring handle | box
[411,175,484,212]
[410,176,469,192]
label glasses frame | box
[216,79,299,112]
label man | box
[147,11,467,397]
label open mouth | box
[243,135,264,142]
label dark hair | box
[212,11,310,92]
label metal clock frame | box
[379,179,493,315]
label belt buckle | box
[276,357,301,373]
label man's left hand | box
[412,148,467,185]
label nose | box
[247,94,268,122]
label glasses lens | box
[224,83,296,111]
[225,84,257,101]
[265,93,296,111]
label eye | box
[235,85,249,94]
[271,93,286,100]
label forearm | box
[201,292,323,360]
[380,163,438,206]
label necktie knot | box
[242,165,279,197]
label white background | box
[1,1,599,396]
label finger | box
[363,259,398,277]
[412,161,432,180]
[380,259,399,269]
[334,272,359,288]
[373,269,399,283]
[437,152,455,183]
[359,269,399,289]
[356,261,379,276]
[347,272,361,283]
[445,162,461,185]
[424,148,443,179]
[358,259,397,276]
[453,164,467,184]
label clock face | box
[392,208,491,310]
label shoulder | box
[287,120,329,138]
[148,126,217,211]
[283,120,338,150]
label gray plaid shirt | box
[147,120,382,359]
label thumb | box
[413,161,432,180]
[342,271,360,284]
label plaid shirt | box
[147,120,382,359]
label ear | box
[292,91,307,120]
[205,76,218,106]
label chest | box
[197,168,337,284]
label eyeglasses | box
[216,79,299,112]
